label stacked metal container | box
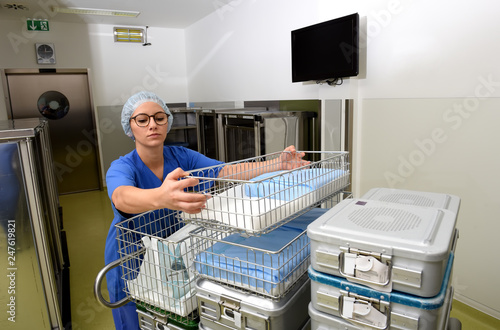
[182,151,351,329]
[307,188,462,329]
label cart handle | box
[94,249,143,309]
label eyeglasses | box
[130,111,169,127]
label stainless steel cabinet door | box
[6,70,101,194]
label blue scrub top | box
[104,146,223,329]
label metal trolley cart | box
[180,151,350,329]
[94,210,201,330]
[94,150,350,329]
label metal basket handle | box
[94,249,143,309]
[94,258,129,309]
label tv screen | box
[291,13,359,83]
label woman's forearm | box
[112,170,210,215]
[112,185,162,214]
[218,158,281,181]
[217,146,309,180]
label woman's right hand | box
[112,167,209,215]
[158,168,209,214]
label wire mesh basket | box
[190,193,348,300]
[181,151,350,236]
[115,209,200,325]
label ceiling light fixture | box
[52,6,140,17]
[114,27,144,43]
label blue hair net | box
[121,91,173,139]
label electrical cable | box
[327,77,343,86]
[315,78,343,86]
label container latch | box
[340,291,390,329]
[340,247,392,291]
[219,295,242,327]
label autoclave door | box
[5,69,101,194]
[0,120,67,329]
[221,115,264,162]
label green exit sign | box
[27,19,49,31]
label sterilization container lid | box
[195,274,310,314]
[308,252,454,309]
[307,199,457,261]
[361,188,461,216]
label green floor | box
[60,189,500,329]
[60,189,115,329]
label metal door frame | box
[19,137,64,329]
[1,68,103,192]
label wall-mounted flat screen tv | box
[291,13,359,83]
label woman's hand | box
[158,168,209,214]
[112,167,209,215]
[278,145,310,170]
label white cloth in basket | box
[182,169,348,232]
[126,224,198,317]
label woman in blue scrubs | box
[104,91,308,329]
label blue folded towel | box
[244,168,345,201]
[195,208,329,292]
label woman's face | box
[129,102,169,147]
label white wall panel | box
[360,98,500,317]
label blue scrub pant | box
[106,248,140,329]
[111,301,139,330]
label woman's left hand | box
[278,145,310,170]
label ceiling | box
[0,0,234,28]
